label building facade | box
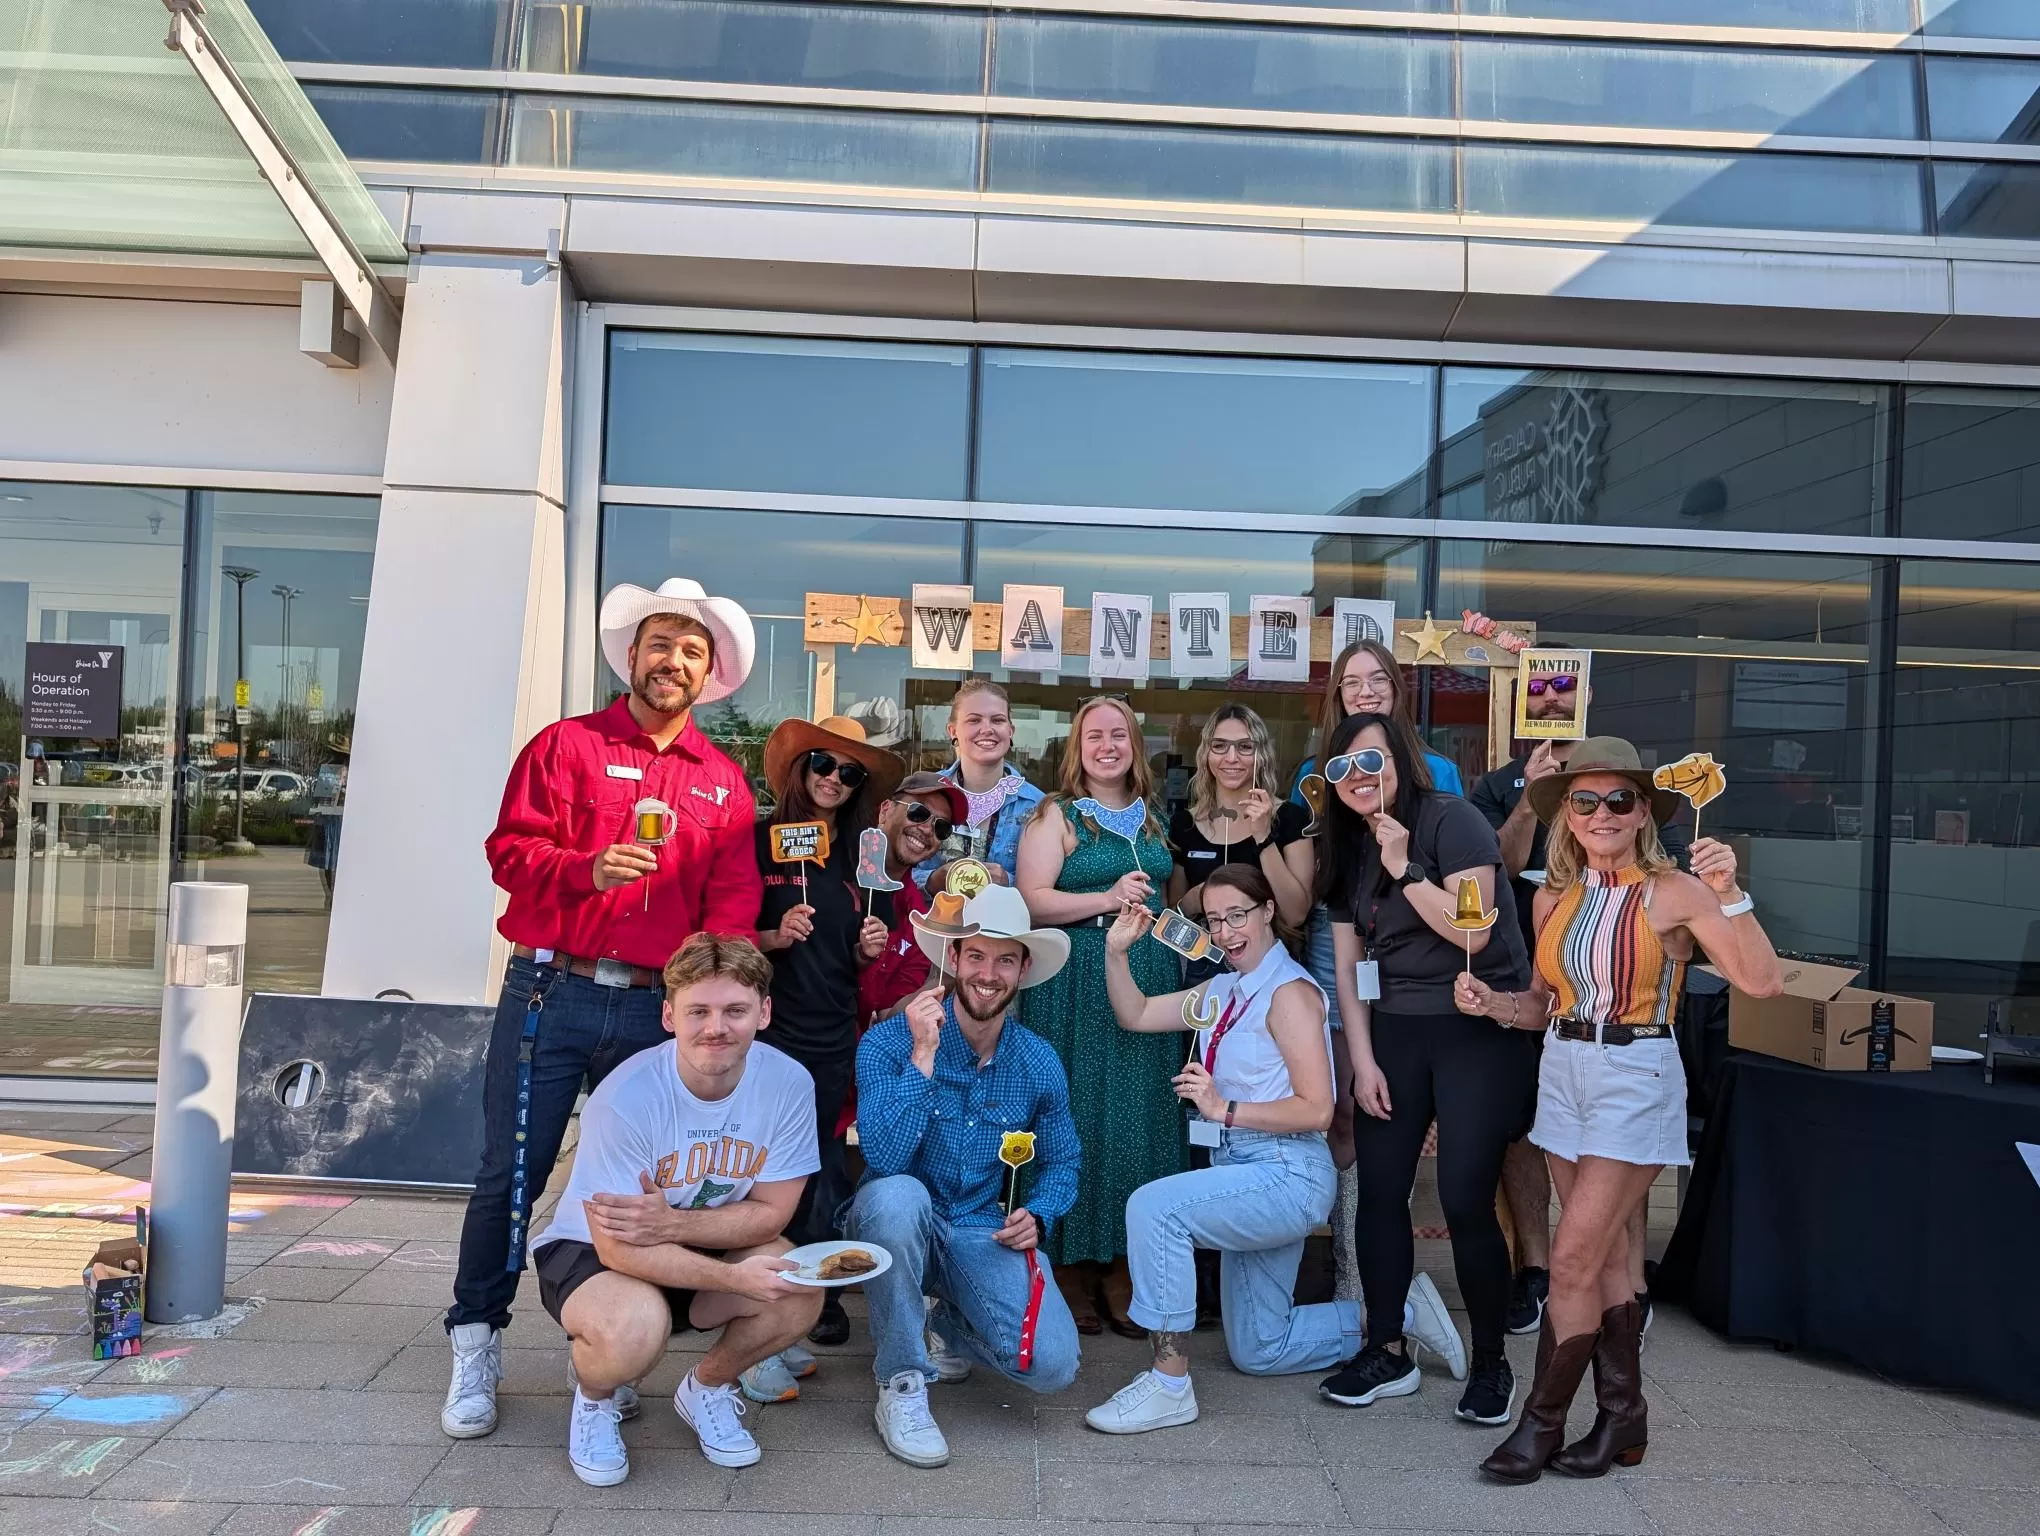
[6,0,2040,1086]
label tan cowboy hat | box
[599,578,755,704]
[1527,736,1680,826]
[762,715,905,805]
[914,884,1070,988]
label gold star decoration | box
[1408,611,1451,662]
[846,594,892,650]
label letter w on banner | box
[911,583,975,670]
[1248,595,1312,683]
[1001,584,1064,674]
[1169,592,1232,680]
[1089,592,1152,682]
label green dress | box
[1020,800,1186,1266]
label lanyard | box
[1198,968,1282,1074]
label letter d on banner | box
[1169,592,1232,680]
[1089,592,1152,682]
[1001,585,1064,674]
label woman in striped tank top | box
[1453,739,1783,1487]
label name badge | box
[1355,960,1382,1001]
[605,764,644,781]
[1187,1117,1223,1148]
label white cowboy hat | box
[599,578,755,705]
[915,884,1070,988]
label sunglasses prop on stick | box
[1444,875,1498,981]
[997,1131,1047,1372]
[770,820,831,907]
[1653,752,1727,843]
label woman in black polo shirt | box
[1313,712,1536,1428]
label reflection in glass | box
[508,94,979,187]
[1462,39,1917,138]
[606,333,973,499]
[521,0,986,94]
[977,351,1433,517]
[1901,389,2040,542]
[1464,0,1909,28]
[993,17,1453,117]
[1439,369,1885,538]
[986,120,1454,214]
[246,0,510,67]
[1926,57,2040,145]
[1464,142,1926,235]
[1922,0,2040,39]
[304,86,504,165]
[1935,160,2040,239]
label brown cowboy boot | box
[1479,1315,1600,1485]
[1551,1300,1646,1476]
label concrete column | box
[323,247,574,1004]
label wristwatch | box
[1397,861,1429,888]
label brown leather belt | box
[512,946,662,990]
[1553,1017,1668,1047]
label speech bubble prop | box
[771,821,831,906]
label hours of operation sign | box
[24,641,125,738]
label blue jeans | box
[843,1175,1080,1393]
[1125,1128,1361,1376]
[446,957,670,1334]
[1306,906,1342,1029]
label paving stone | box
[1905,1485,2040,1536]
[725,1449,1035,1518]
[335,1267,462,1308]
[228,1201,352,1238]
[749,1391,1035,1459]
[1037,1406,1318,1465]
[1909,1392,2040,1435]
[96,1438,447,1506]
[312,1202,467,1242]
[1608,1425,1886,1484]
[1308,1415,1542,1471]
[378,1242,462,1273]
[0,1429,152,1497]
[235,1302,440,1345]
[1846,1431,2040,1489]
[169,1387,451,1445]
[888,1524,1194,1536]
[262,1239,404,1270]
[1044,1458,1342,1525]
[415,1442,734,1510]
[1655,1379,1957,1434]
[213,1504,561,1535]
[0,1495,232,1534]
[1620,1476,1947,1536]
[239,1264,364,1303]
[554,1514,872,1536]
[99,1340,401,1391]
[28,1385,214,1436]
[367,1345,568,1397]
[0,1334,114,1391]
[0,1290,92,1335]
[1322,1465,1652,1532]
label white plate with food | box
[1931,1045,1983,1063]
[779,1240,892,1288]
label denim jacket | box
[912,763,1046,888]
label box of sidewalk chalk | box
[83,1207,147,1359]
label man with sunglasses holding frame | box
[859,773,969,1024]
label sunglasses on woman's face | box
[1325,747,1388,784]
[1567,787,1643,818]
[805,750,868,789]
[1527,674,1578,697]
[901,802,955,839]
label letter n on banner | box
[911,583,975,670]
[1089,592,1151,682]
[1169,592,1231,680]
[1248,595,1311,683]
[1001,584,1064,674]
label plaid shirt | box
[855,997,1080,1232]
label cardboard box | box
[1722,961,1933,1072]
[82,1208,147,1359]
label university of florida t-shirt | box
[532,1039,820,1253]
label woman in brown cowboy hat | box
[1453,737,1783,1484]
[751,714,905,1373]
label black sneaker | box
[1456,1348,1516,1426]
[808,1292,850,1347]
[1318,1342,1421,1408]
[1506,1266,1549,1336]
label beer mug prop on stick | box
[1445,875,1497,981]
[1653,752,1727,843]
[633,798,674,912]
[770,820,831,907]
[855,826,900,917]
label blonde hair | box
[1543,811,1678,895]
[1188,703,1282,823]
[663,933,774,998]
[1035,695,1163,839]
[947,678,1009,724]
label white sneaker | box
[1405,1272,1468,1382]
[740,1352,801,1404]
[1084,1371,1200,1435]
[926,1328,972,1384]
[874,1370,950,1467]
[441,1323,501,1439]
[673,1370,761,1468]
[567,1387,629,1487]
[567,1355,639,1419]
[780,1342,818,1379]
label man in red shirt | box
[443,577,764,1443]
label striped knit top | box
[1535,866,1684,1030]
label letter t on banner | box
[1248,595,1312,683]
[1169,592,1232,680]
[1001,585,1064,674]
[911,584,975,670]
[1089,593,1152,682]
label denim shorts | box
[1529,1030,1690,1169]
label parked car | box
[205,769,309,800]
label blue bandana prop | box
[1074,797,1149,846]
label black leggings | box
[1352,1008,1539,1356]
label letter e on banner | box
[1169,592,1232,680]
[1001,584,1064,673]
[1089,591,1152,681]
[911,583,975,670]
[1248,595,1312,683]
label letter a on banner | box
[1248,595,1312,683]
[1089,592,1152,682]
[1169,592,1232,680]
[1001,584,1064,673]
[911,583,975,670]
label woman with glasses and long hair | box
[918,678,1045,889]
[1018,695,1182,1338]
[1452,739,1781,1484]
[1314,712,1536,1428]
[754,714,905,1356]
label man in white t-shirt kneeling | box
[528,933,823,1486]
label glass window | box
[1890,560,2040,1030]
[521,0,985,94]
[507,95,979,189]
[1440,369,1887,538]
[1464,143,1927,235]
[304,85,505,165]
[992,17,1453,118]
[605,333,973,499]
[178,493,381,1000]
[985,120,1455,214]
[1901,388,2040,542]
[1935,159,2040,238]
[1922,0,2040,39]
[245,0,510,67]
[1463,0,1910,28]
[1440,537,1879,965]
[1462,39,1918,139]
[1926,57,2040,144]
[975,351,1433,517]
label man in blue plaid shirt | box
[846,885,1083,1468]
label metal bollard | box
[147,881,250,1324]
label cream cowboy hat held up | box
[915,884,1070,988]
[599,578,756,705]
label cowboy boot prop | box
[1551,1300,1646,1477]
[1479,1314,1600,1485]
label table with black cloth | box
[1657,1052,2040,1410]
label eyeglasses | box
[805,750,869,789]
[1527,674,1578,697]
[901,802,955,839]
[1325,747,1388,784]
[1207,739,1255,759]
[1566,787,1643,818]
[1203,908,1258,934]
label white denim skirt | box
[1528,1030,1690,1169]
